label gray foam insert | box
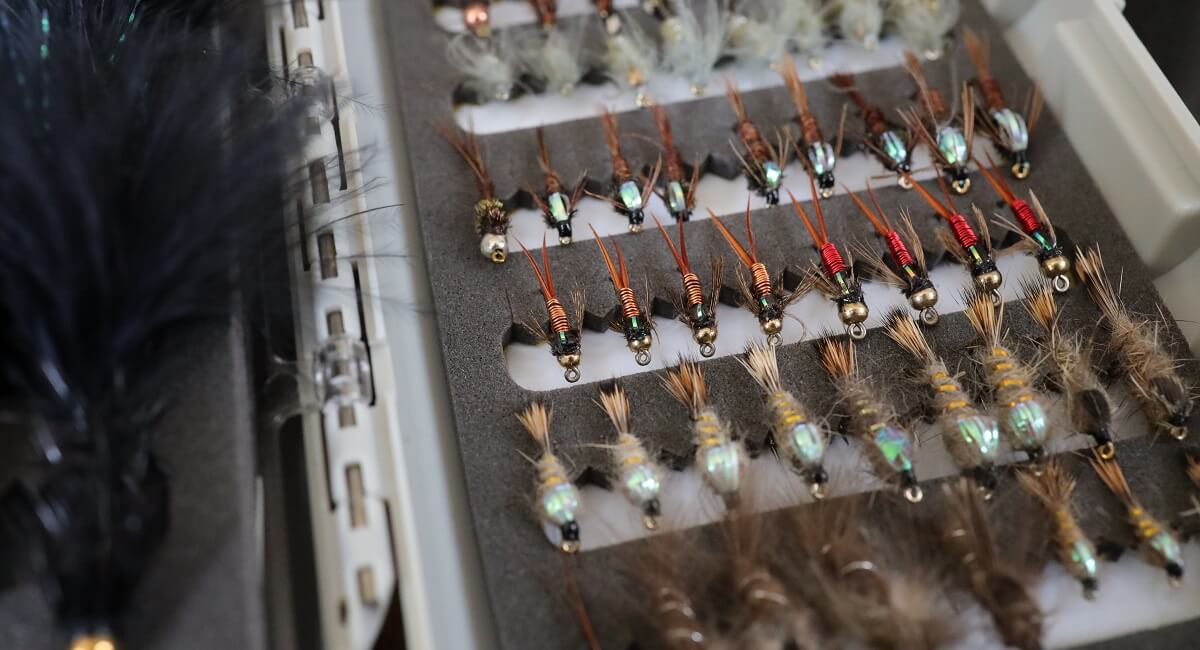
[382,2,1200,648]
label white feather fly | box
[786,0,829,60]
[520,22,589,96]
[836,0,885,50]
[728,0,828,67]
[887,0,961,59]
[660,0,732,95]
[604,13,659,105]
[446,32,519,102]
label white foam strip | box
[455,39,911,133]
[506,250,1041,390]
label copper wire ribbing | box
[884,231,915,268]
[862,107,888,137]
[749,263,772,297]
[544,169,564,195]
[682,272,704,307]
[737,121,773,165]
[546,298,570,334]
[665,155,686,184]
[819,243,847,276]
[617,286,640,320]
[612,153,633,183]
[979,77,1006,112]
[948,213,979,249]
[797,112,823,145]
[1012,200,1041,235]
[926,89,949,121]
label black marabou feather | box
[0,0,310,638]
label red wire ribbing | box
[1012,200,1040,235]
[948,214,979,249]
[819,243,848,276]
[884,231,915,268]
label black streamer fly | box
[0,1,311,645]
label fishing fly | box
[887,0,961,60]
[789,497,957,649]
[902,50,975,194]
[830,72,914,187]
[835,0,885,50]
[739,342,830,498]
[657,0,731,95]
[964,291,1051,464]
[520,0,587,95]
[708,203,804,345]
[650,103,700,221]
[781,56,845,198]
[1022,280,1115,456]
[597,386,664,529]
[639,546,713,649]
[884,309,1000,494]
[1016,461,1101,598]
[439,125,511,262]
[939,480,1044,650]
[591,225,655,365]
[847,183,939,324]
[965,28,1043,179]
[662,358,746,506]
[789,180,870,340]
[595,2,659,105]
[0,4,318,644]
[518,238,584,383]
[726,1,791,68]
[446,31,520,103]
[1076,246,1193,440]
[1090,451,1185,586]
[725,79,786,205]
[654,215,721,357]
[531,126,585,245]
[517,402,583,553]
[908,175,1003,301]
[722,515,821,649]
[595,109,660,233]
[816,336,923,502]
[976,157,1070,291]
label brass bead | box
[975,269,1003,292]
[71,636,116,650]
[694,326,718,345]
[839,301,869,325]
[762,318,783,335]
[557,353,581,370]
[1040,255,1071,277]
[908,287,939,310]
[629,335,652,352]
